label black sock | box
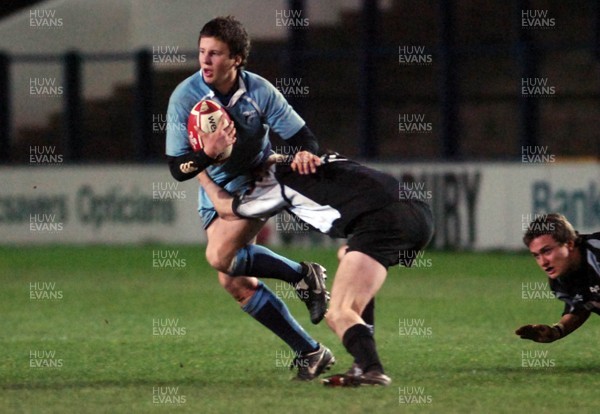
[342,323,384,374]
[361,298,375,332]
[351,299,375,366]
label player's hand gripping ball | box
[187,99,234,163]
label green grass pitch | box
[2,245,600,413]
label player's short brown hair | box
[199,16,250,68]
[522,213,578,247]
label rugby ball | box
[187,99,233,163]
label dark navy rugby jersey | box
[549,233,600,315]
[233,154,403,238]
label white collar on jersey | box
[227,75,247,108]
[199,70,247,109]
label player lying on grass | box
[165,16,333,380]
[197,153,434,386]
[516,213,600,343]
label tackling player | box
[197,153,434,386]
[165,16,333,380]
[516,213,600,343]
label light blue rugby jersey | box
[165,69,305,216]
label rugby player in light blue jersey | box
[165,16,333,380]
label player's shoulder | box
[581,232,600,257]
[169,71,208,104]
[241,70,274,88]
[320,152,391,177]
[241,70,279,98]
[321,152,350,163]
[170,71,200,97]
[586,232,600,240]
[581,232,600,247]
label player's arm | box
[284,126,321,174]
[167,152,216,182]
[515,308,591,343]
[196,171,239,221]
[166,98,206,181]
[261,80,321,175]
[167,118,236,181]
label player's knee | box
[206,244,251,275]
[325,306,343,330]
[337,244,348,262]
[205,245,234,273]
[325,312,338,332]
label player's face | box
[528,234,578,279]
[198,36,241,94]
